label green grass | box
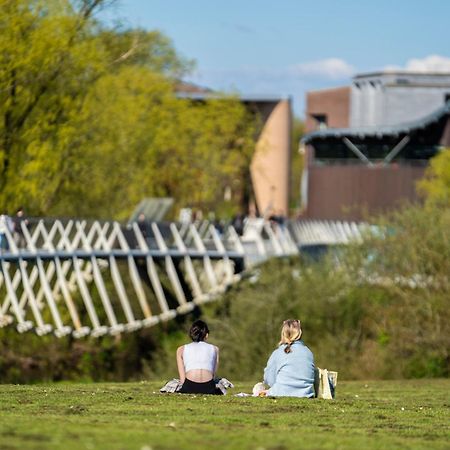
[0,379,449,450]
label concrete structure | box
[177,89,292,216]
[350,72,450,127]
[246,97,291,217]
[302,72,450,220]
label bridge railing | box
[0,217,365,337]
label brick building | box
[302,72,450,220]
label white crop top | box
[183,341,217,373]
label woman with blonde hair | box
[261,319,315,397]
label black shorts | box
[179,378,223,395]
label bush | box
[201,204,450,381]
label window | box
[311,114,328,130]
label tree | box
[52,68,257,220]
[0,0,108,212]
[290,117,305,214]
[417,148,450,207]
[1,0,257,219]
[97,28,193,77]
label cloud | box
[289,58,355,80]
[384,55,450,73]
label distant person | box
[137,213,149,239]
[275,210,286,228]
[0,212,14,252]
[192,209,204,222]
[268,210,286,230]
[176,320,222,395]
[12,207,28,249]
[260,319,315,397]
[213,219,224,237]
[232,213,245,236]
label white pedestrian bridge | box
[0,217,364,338]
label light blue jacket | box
[263,340,315,398]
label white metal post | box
[131,222,175,322]
[151,222,192,314]
[76,221,123,335]
[170,223,203,299]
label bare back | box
[176,342,219,383]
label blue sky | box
[98,0,450,116]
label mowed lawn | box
[0,379,449,450]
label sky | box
[98,0,450,116]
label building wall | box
[384,86,450,125]
[250,99,291,216]
[302,73,450,221]
[441,118,450,146]
[304,162,426,221]
[350,72,450,127]
[305,87,350,132]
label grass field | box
[0,379,449,450]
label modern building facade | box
[302,72,450,220]
[177,88,292,216]
[350,72,450,128]
[246,96,291,217]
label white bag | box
[314,368,338,399]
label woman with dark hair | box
[176,320,222,395]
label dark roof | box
[175,80,290,104]
[176,91,289,103]
[354,71,450,79]
[175,81,212,94]
[302,101,450,144]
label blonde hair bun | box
[279,319,302,353]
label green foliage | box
[49,68,256,220]
[0,324,167,383]
[1,204,448,383]
[1,202,448,383]
[289,116,305,213]
[0,0,257,219]
[0,0,107,212]
[1,380,449,450]
[417,148,450,207]
[202,202,450,381]
[98,28,194,77]
[202,257,379,380]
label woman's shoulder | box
[176,344,185,355]
[294,340,314,355]
[274,341,313,354]
[270,346,285,358]
[185,341,218,349]
[204,341,219,352]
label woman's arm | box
[176,346,186,383]
[263,351,278,387]
[214,346,219,376]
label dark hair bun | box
[189,320,209,342]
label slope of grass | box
[0,379,449,450]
